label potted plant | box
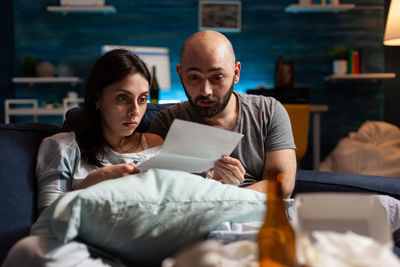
[19,55,37,77]
[331,46,348,75]
[44,100,54,109]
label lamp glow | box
[384,0,400,46]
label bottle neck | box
[150,66,159,103]
[267,177,282,200]
[265,176,287,220]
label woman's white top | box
[36,131,161,209]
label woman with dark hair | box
[3,49,164,267]
[35,49,164,214]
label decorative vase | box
[333,60,347,75]
[45,103,54,109]
[36,61,56,77]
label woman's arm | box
[76,133,162,190]
[38,163,140,216]
[38,132,163,215]
[74,163,139,190]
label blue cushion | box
[0,123,61,263]
[139,103,173,132]
[394,245,400,258]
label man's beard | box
[183,79,234,118]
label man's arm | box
[244,149,297,198]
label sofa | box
[2,103,400,264]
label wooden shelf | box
[285,4,356,13]
[325,73,396,81]
[46,5,116,15]
[12,77,82,86]
[4,98,84,124]
[7,107,65,116]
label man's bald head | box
[176,30,241,119]
[179,30,236,66]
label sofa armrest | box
[0,123,61,263]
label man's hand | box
[75,163,140,190]
[213,155,245,186]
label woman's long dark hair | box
[73,49,151,167]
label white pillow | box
[31,169,267,266]
[320,121,400,177]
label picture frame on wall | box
[198,1,241,32]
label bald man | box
[149,30,297,198]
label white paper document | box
[138,119,243,173]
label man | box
[148,30,296,198]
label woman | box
[3,49,163,267]
[36,49,163,214]
[36,49,163,216]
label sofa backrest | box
[63,103,173,132]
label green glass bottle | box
[150,66,159,104]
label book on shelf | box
[347,48,353,74]
[347,48,362,74]
[308,0,335,5]
[353,50,359,74]
[358,48,365,73]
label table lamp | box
[384,0,400,46]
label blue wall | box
[12,0,387,166]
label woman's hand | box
[213,155,245,186]
[75,163,139,190]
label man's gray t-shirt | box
[148,93,296,185]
